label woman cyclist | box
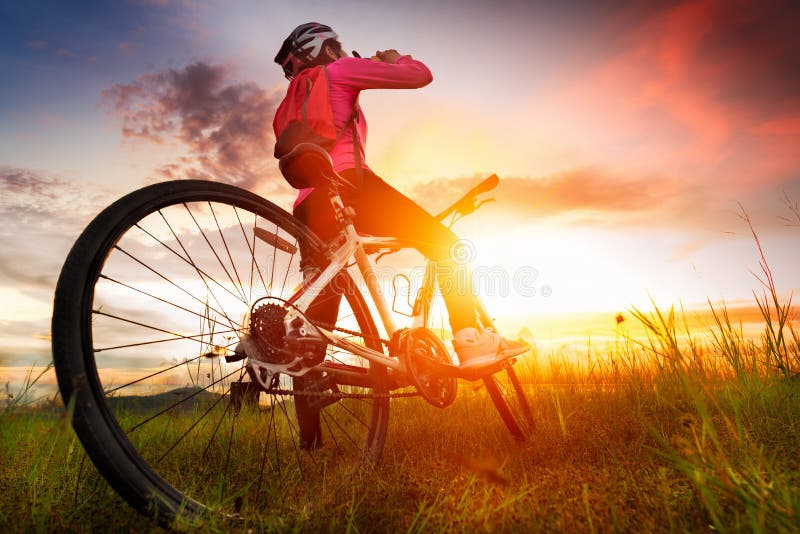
[274,22,528,372]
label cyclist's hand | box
[375,49,409,63]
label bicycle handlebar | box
[473,173,500,195]
[435,174,498,221]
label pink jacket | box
[294,56,433,207]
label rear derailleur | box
[229,300,336,404]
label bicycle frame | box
[268,185,496,380]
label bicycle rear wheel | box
[52,180,388,525]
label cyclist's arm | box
[328,56,433,90]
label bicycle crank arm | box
[411,355,519,382]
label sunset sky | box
[1,0,799,374]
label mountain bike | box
[51,143,534,524]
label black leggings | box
[293,167,478,333]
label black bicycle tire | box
[51,179,388,524]
[506,364,534,427]
[483,365,535,441]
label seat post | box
[325,185,354,228]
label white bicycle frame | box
[258,185,496,382]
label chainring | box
[400,327,458,408]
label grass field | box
[2,240,799,532]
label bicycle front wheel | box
[483,363,535,441]
[52,180,389,525]
[421,280,535,441]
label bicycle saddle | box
[279,143,338,190]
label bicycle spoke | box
[201,392,235,462]
[255,401,276,506]
[95,328,239,353]
[209,201,247,301]
[221,367,247,496]
[235,207,267,301]
[268,222,278,294]
[153,210,242,332]
[92,309,239,350]
[276,235,300,299]
[104,353,206,394]
[184,203,249,304]
[135,221,247,310]
[113,244,238,329]
[320,411,343,453]
[272,393,306,479]
[268,392,282,479]
[99,273,239,330]
[127,365,243,433]
[156,381,232,463]
[331,399,370,430]
[321,407,361,449]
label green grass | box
[2,314,799,533]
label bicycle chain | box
[256,320,412,400]
[310,320,391,347]
[260,387,419,400]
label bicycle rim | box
[51,180,388,524]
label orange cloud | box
[411,169,692,225]
[547,0,800,188]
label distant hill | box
[105,386,224,415]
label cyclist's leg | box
[293,193,344,448]
[339,169,478,333]
[293,190,345,326]
[334,171,533,435]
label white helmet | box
[274,23,340,79]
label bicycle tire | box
[483,364,535,441]
[52,179,388,525]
